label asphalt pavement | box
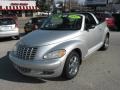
[0,28,120,90]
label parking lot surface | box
[0,31,120,90]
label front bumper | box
[9,53,65,78]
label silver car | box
[9,13,110,79]
[0,17,20,39]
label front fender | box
[48,40,88,60]
[36,39,88,61]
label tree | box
[36,0,48,11]
[36,0,54,12]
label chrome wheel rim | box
[105,37,109,48]
[68,56,79,76]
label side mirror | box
[90,25,96,29]
[85,24,95,31]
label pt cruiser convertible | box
[9,13,110,80]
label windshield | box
[32,17,46,24]
[41,14,82,30]
[0,18,15,25]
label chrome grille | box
[16,45,37,60]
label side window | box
[85,16,91,29]
[85,16,91,25]
[88,15,97,25]
[85,14,97,30]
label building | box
[111,0,120,13]
[85,0,108,6]
[85,0,120,5]
[0,0,38,17]
[112,0,120,4]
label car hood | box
[20,30,79,47]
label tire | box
[100,35,109,50]
[12,35,20,40]
[62,51,81,80]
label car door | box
[84,14,101,49]
[89,14,105,45]
[96,22,105,43]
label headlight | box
[43,49,66,60]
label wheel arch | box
[69,48,82,64]
[106,32,110,38]
[62,48,82,79]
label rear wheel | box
[12,35,20,40]
[100,35,109,50]
[62,51,81,80]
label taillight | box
[15,23,18,28]
[15,21,19,28]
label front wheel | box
[62,51,81,80]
